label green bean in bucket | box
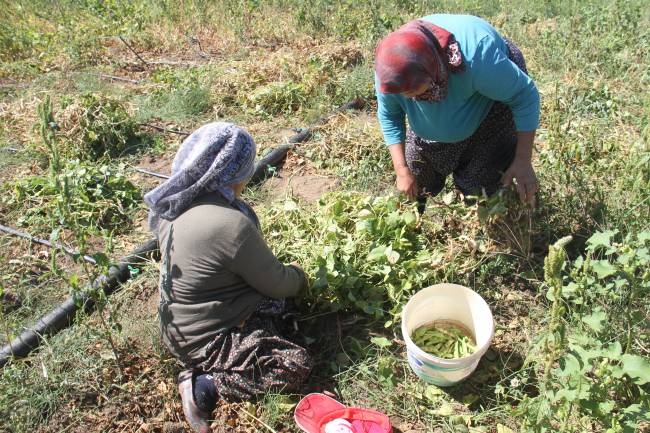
[411,323,476,359]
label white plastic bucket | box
[401,283,494,386]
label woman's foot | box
[178,370,212,433]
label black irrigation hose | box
[0,238,159,368]
[249,144,294,184]
[0,224,97,265]
[135,98,366,184]
[135,145,292,185]
[0,99,367,367]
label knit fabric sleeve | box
[471,35,540,131]
[228,221,306,299]
[376,76,407,145]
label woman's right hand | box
[388,143,418,200]
[395,166,418,200]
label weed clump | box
[59,93,139,160]
[4,160,141,233]
[248,80,308,116]
[136,86,213,123]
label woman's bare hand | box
[501,157,538,204]
[396,166,418,200]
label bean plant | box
[261,192,435,323]
[30,97,127,376]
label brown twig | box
[0,223,97,265]
[138,123,190,136]
[187,35,210,59]
[97,73,140,85]
[118,35,149,68]
[147,60,204,67]
[134,168,170,179]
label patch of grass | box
[248,80,309,116]
[135,85,213,123]
[0,1,649,432]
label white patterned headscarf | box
[144,122,257,231]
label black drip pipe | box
[0,238,159,367]
[135,98,366,184]
[0,98,367,367]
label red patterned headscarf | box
[375,20,464,102]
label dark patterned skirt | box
[189,299,311,401]
[405,38,529,198]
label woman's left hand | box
[501,157,538,204]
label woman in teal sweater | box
[375,14,540,207]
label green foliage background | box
[0,0,648,432]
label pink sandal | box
[295,393,392,433]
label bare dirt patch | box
[264,169,338,203]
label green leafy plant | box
[248,80,308,116]
[475,187,534,258]
[59,92,140,160]
[5,159,141,233]
[516,232,650,433]
[261,192,435,321]
[34,96,127,377]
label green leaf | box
[401,211,416,226]
[554,388,579,402]
[357,209,372,218]
[367,245,387,262]
[603,341,622,359]
[496,424,515,433]
[582,308,607,333]
[558,353,582,376]
[598,400,615,414]
[433,403,454,416]
[461,393,479,405]
[370,336,392,348]
[619,354,650,385]
[276,402,296,412]
[477,206,488,223]
[586,230,616,250]
[424,385,442,402]
[636,232,650,243]
[590,260,616,278]
[545,286,556,301]
[385,247,400,264]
